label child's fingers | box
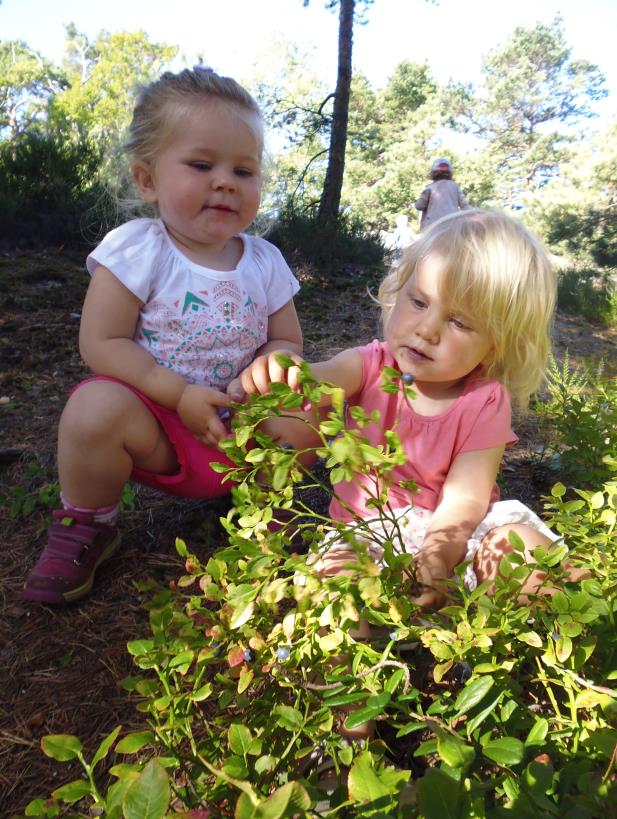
[226,376,245,402]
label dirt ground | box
[0,248,615,815]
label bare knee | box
[59,381,143,444]
[473,523,551,586]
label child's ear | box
[132,161,158,203]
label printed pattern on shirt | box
[137,280,268,390]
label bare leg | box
[58,381,178,508]
[474,523,589,598]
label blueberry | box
[276,646,291,661]
[243,648,254,663]
[454,661,472,684]
[552,632,560,642]
[402,373,415,386]
[389,630,400,641]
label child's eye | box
[410,297,426,309]
[235,168,254,177]
[189,161,211,172]
[450,316,471,330]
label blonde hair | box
[377,209,556,412]
[124,66,264,166]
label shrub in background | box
[556,267,617,329]
[537,356,617,488]
[0,131,105,248]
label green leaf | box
[348,751,390,802]
[418,767,460,818]
[91,724,122,768]
[518,630,543,648]
[123,759,170,819]
[24,798,60,817]
[127,639,155,656]
[51,779,91,802]
[174,537,188,557]
[453,675,495,716]
[258,781,311,817]
[115,730,155,754]
[466,690,504,735]
[437,734,475,769]
[273,705,304,731]
[168,649,194,671]
[230,600,255,630]
[41,734,83,761]
[525,718,549,747]
[229,724,253,757]
[343,692,391,730]
[483,737,525,766]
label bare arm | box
[256,299,303,358]
[80,265,231,444]
[413,445,504,608]
[231,347,364,404]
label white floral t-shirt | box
[86,219,300,390]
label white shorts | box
[320,500,558,590]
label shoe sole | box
[23,532,122,605]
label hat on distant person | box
[431,158,452,173]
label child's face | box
[133,100,262,253]
[385,255,493,391]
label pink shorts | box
[72,377,235,499]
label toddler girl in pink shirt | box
[235,209,584,609]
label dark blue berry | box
[389,630,400,641]
[402,373,415,386]
[454,662,472,683]
[276,646,291,661]
[243,648,254,663]
[552,632,560,642]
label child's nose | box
[415,314,440,342]
[212,169,236,191]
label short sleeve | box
[248,237,300,315]
[458,382,518,453]
[86,219,166,303]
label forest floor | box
[0,247,615,815]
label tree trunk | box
[317,0,354,226]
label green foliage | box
[24,366,617,817]
[1,463,134,519]
[0,39,67,137]
[548,208,617,272]
[1,460,60,518]
[266,208,385,266]
[555,267,617,328]
[536,356,617,486]
[0,129,104,246]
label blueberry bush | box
[23,363,617,818]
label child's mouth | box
[405,346,432,361]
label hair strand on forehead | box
[377,209,557,413]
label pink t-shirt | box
[329,340,517,522]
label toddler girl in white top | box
[24,67,305,605]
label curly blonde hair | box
[377,209,556,412]
[124,66,264,166]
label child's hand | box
[227,351,304,401]
[412,551,450,610]
[177,384,232,446]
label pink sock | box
[61,494,120,525]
